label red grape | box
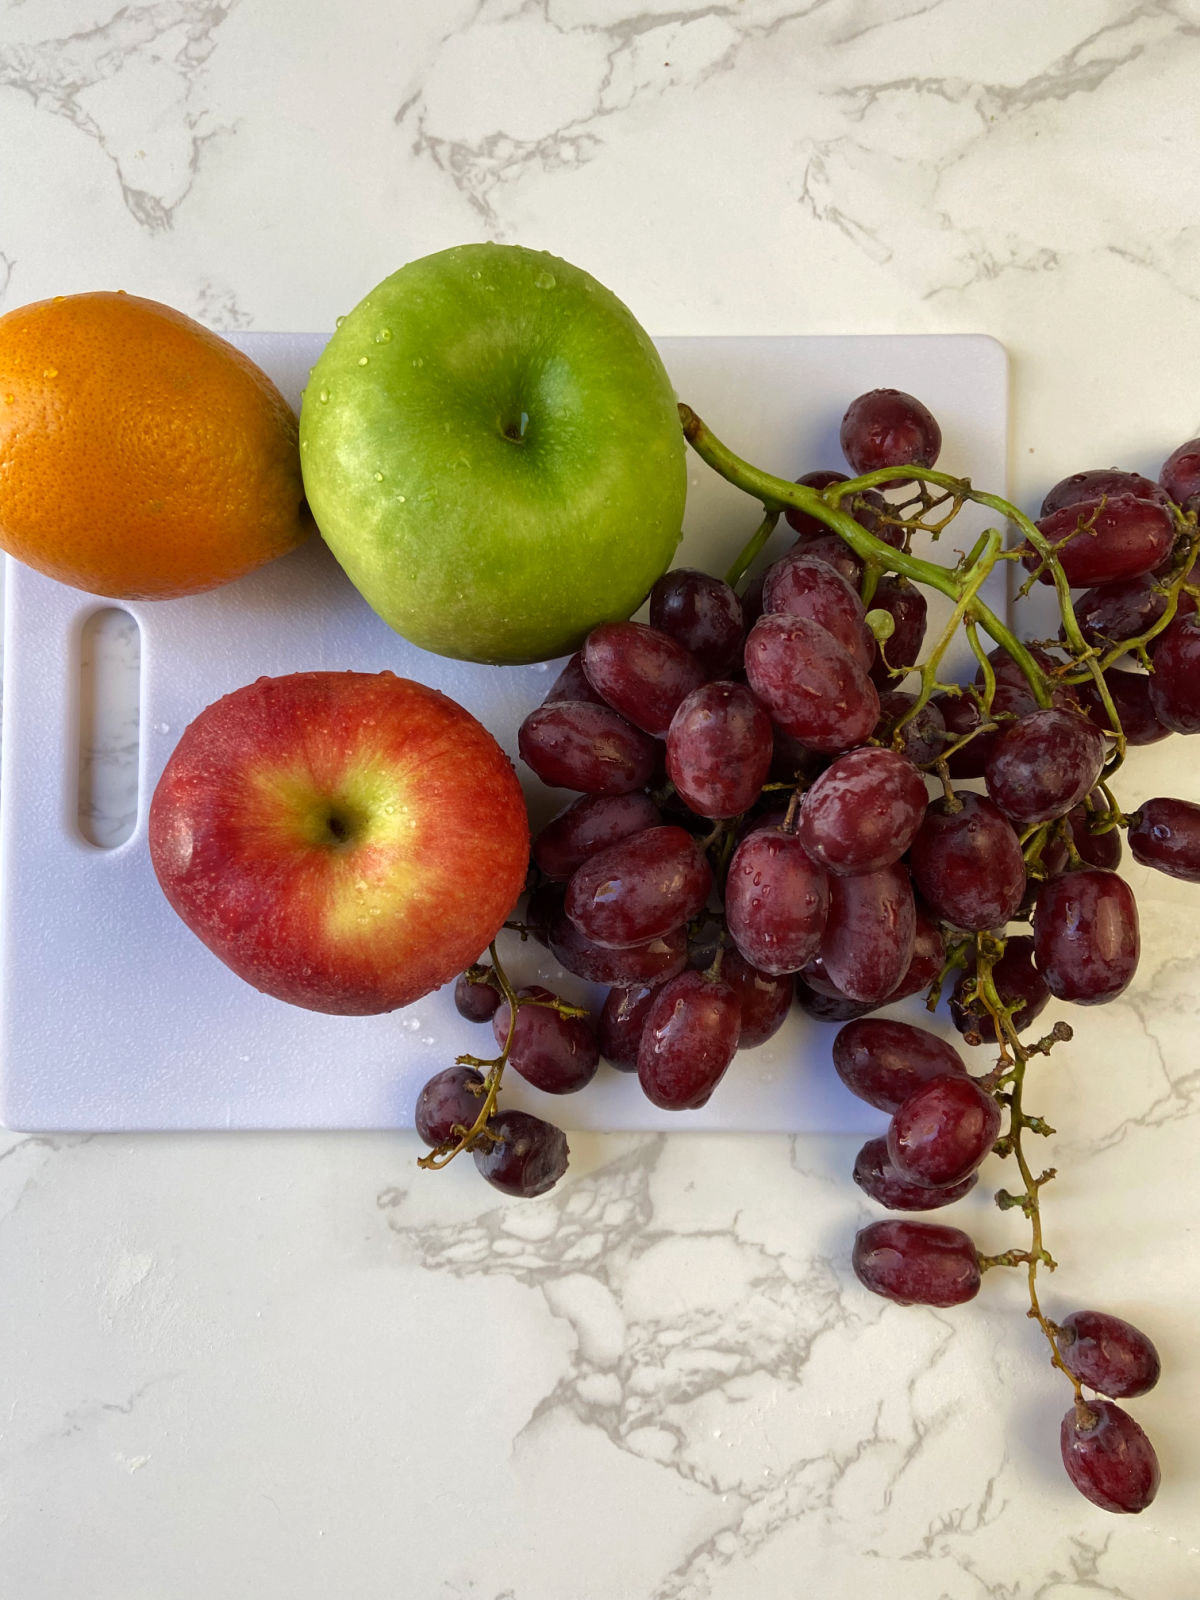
[1057,1309,1161,1399]
[877,690,947,766]
[833,1017,967,1113]
[596,984,658,1070]
[473,1109,569,1197]
[1072,576,1170,650]
[565,825,712,949]
[415,1065,486,1146]
[852,1219,981,1307]
[1059,1399,1160,1514]
[1066,795,1123,870]
[1128,796,1200,881]
[453,968,503,1023]
[794,977,874,1023]
[1076,667,1170,747]
[868,575,928,687]
[984,708,1108,826]
[889,908,946,1002]
[785,529,863,588]
[950,934,1049,1043]
[1033,869,1139,1005]
[820,863,915,1004]
[518,700,660,794]
[1147,611,1200,732]
[649,566,745,676]
[761,551,875,670]
[744,612,880,752]
[712,948,793,1047]
[582,620,707,739]
[795,746,928,875]
[1160,436,1200,511]
[665,681,773,818]
[887,1073,1001,1189]
[724,827,830,975]
[492,985,599,1094]
[909,792,1026,931]
[546,907,688,987]
[840,389,942,480]
[1031,495,1175,587]
[1041,468,1169,516]
[533,791,662,880]
[853,1136,978,1211]
[543,650,606,706]
[637,969,741,1110]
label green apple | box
[299,244,686,665]
[148,671,530,1014]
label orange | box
[0,290,308,599]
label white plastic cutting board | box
[0,333,1007,1132]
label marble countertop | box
[3,3,1200,1596]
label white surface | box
[2,5,1200,1598]
[0,330,1006,1133]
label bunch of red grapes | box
[415,389,1200,1514]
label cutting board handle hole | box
[77,607,141,848]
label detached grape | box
[1129,796,1200,881]
[1060,1399,1160,1514]
[1058,1309,1161,1399]
[852,1219,980,1307]
[473,1109,570,1198]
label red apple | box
[148,671,529,1013]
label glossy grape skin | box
[1058,1309,1161,1399]
[533,791,662,881]
[473,1109,570,1198]
[415,1065,486,1146]
[853,1137,978,1211]
[1033,869,1140,1005]
[887,1074,1001,1189]
[453,968,503,1023]
[744,612,880,752]
[877,691,946,766]
[833,1018,968,1113]
[852,1219,981,1307]
[909,792,1027,931]
[1129,796,1200,881]
[796,746,928,876]
[596,984,657,1070]
[794,977,874,1023]
[984,708,1108,826]
[665,681,773,818]
[543,650,607,706]
[1032,495,1175,588]
[890,908,946,1002]
[492,985,600,1094]
[1072,576,1170,650]
[1076,667,1170,747]
[820,863,915,1004]
[761,551,875,670]
[724,827,830,975]
[768,725,828,786]
[649,567,745,676]
[518,700,660,794]
[932,691,991,778]
[1041,468,1168,517]
[1160,436,1200,510]
[1059,1400,1160,1514]
[1067,796,1123,870]
[868,575,928,687]
[840,389,942,479]
[636,969,741,1110]
[784,469,851,537]
[714,948,793,1047]
[950,934,1049,1043]
[546,907,688,987]
[582,620,708,740]
[785,529,864,588]
[1147,612,1200,732]
[565,825,712,949]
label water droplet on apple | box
[535,272,556,290]
[373,471,384,482]
[335,315,346,328]
[375,328,392,342]
[319,389,329,403]
[412,357,424,368]
[357,356,369,366]
[397,495,406,503]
